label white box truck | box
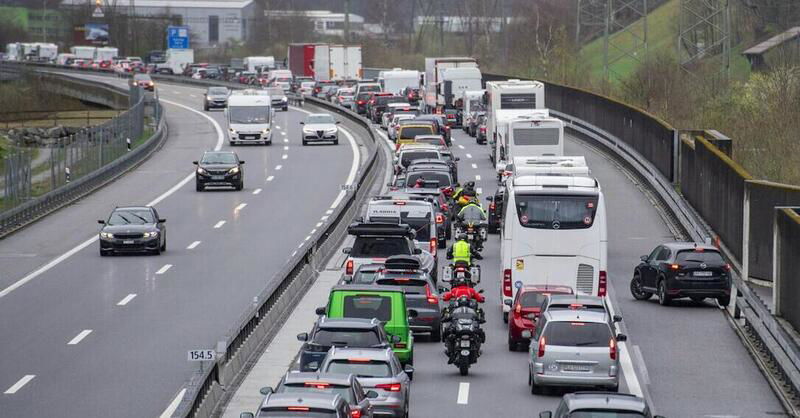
[158,49,194,75]
[382,69,420,94]
[423,57,479,111]
[95,47,119,62]
[31,43,58,62]
[70,46,96,60]
[6,43,22,61]
[329,45,362,80]
[243,56,275,73]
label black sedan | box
[194,151,245,191]
[630,242,732,306]
[98,206,166,256]
[203,86,229,111]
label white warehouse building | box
[61,0,257,47]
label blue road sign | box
[167,26,190,49]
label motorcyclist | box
[442,276,485,303]
[457,201,487,221]
[455,181,478,207]
[446,232,483,267]
[442,296,486,363]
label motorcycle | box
[442,261,481,284]
[453,219,488,251]
[442,297,486,376]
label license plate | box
[562,364,591,372]
[123,240,134,244]
[693,271,713,277]
[467,234,474,240]
[211,175,224,180]
[460,340,471,348]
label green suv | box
[317,285,416,364]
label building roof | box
[62,0,254,9]
[266,9,365,23]
[743,27,800,56]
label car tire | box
[229,141,235,146]
[459,364,469,376]
[630,273,653,300]
[530,375,542,395]
[657,279,671,306]
[100,248,109,257]
[203,105,208,111]
[503,312,508,324]
[508,336,517,352]
[438,238,446,249]
[333,139,339,145]
[153,245,161,256]
[302,139,307,146]
[608,383,619,393]
[430,324,442,343]
[236,181,244,191]
[161,235,166,251]
[717,295,731,307]
[196,182,203,192]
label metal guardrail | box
[0,66,166,238]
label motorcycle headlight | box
[228,166,240,174]
[143,231,158,238]
[197,167,208,175]
[100,232,114,239]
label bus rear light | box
[598,271,607,297]
[503,269,512,297]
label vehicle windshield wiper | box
[115,214,132,224]
[129,213,150,224]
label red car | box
[506,284,574,351]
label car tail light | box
[357,100,365,105]
[537,336,546,358]
[425,284,438,304]
[288,407,310,411]
[514,304,521,317]
[490,202,496,211]
[376,383,402,392]
[503,269,512,297]
[394,342,407,349]
[348,358,371,362]
[351,409,362,418]
[598,270,607,297]
[436,214,444,224]
[441,203,449,211]
[610,337,617,360]
[305,382,331,389]
[430,238,437,255]
[444,126,451,131]
[346,259,354,275]
[723,263,731,272]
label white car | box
[381,102,413,129]
[298,81,316,96]
[388,115,415,141]
[301,113,340,146]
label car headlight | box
[302,128,313,133]
[229,128,236,133]
[325,128,337,134]
[100,232,114,239]
[143,231,158,238]
[262,128,270,134]
[228,166,240,174]
[197,167,208,175]
[281,97,288,102]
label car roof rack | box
[347,222,415,237]
[383,255,422,271]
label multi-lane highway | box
[0,74,368,417]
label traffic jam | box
[77,44,733,417]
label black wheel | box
[630,273,653,300]
[430,324,442,343]
[717,295,731,307]
[657,280,671,306]
[160,235,166,251]
[438,238,446,249]
[196,182,203,192]
[152,245,161,256]
[530,375,542,395]
[508,336,517,352]
[503,312,508,324]
[229,141,235,146]
[236,181,244,191]
[446,224,452,240]
[459,363,469,376]
[333,139,339,145]
[302,139,307,146]
[608,383,619,393]
[203,105,208,111]
[99,248,109,257]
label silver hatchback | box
[527,310,627,393]
[319,347,413,418]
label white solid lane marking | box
[0,98,223,300]
[159,388,186,418]
[234,203,247,212]
[4,375,35,394]
[253,188,262,195]
[475,175,481,181]
[117,293,137,306]
[304,235,311,241]
[291,250,298,257]
[282,154,288,160]
[267,176,275,182]
[283,138,289,143]
[275,165,282,170]
[471,163,477,169]
[321,215,329,221]
[155,264,172,275]
[186,241,201,250]
[457,382,469,404]
[67,329,93,345]
[604,294,644,397]
[213,220,226,229]
[329,127,361,208]
[466,153,473,159]
[458,144,465,149]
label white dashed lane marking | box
[187,241,201,250]
[267,176,275,182]
[67,329,93,345]
[214,220,226,229]
[4,375,35,394]
[471,163,477,169]
[253,188,262,195]
[155,264,172,275]
[275,165,282,170]
[117,294,137,306]
[457,382,469,404]
[234,203,247,212]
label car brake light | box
[288,407,310,411]
[425,284,438,304]
[394,342,407,349]
[346,259,354,275]
[598,270,607,297]
[723,263,731,271]
[351,409,362,418]
[393,201,406,205]
[490,202,496,211]
[503,269,512,297]
[514,304,521,315]
[480,126,486,133]
[436,214,444,224]
[441,203,449,211]
[304,382,331,388]
[610,337,617,360]
[456,266,466,272]
[376,383,402,392]
[430,238,437,254]
[537,336,546,357]
[348,358,371,363]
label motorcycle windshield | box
[459,206,486,222]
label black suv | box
[375,255,442,341]
[630,242,731,306]
[485,188,504,233]
[98,206,166,256]
[296,317,397,371]
[368,94,405,123]
[194,151,245,191]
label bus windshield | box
[515,194,598,230]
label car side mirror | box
[336,121,341,124]
[342,247,351,254]
[640,255,648,262]
[365,390,378,399]
[539,412,552,418]
[404,364,415,380]
[239,161,245,164]
[616,334,627,342]
[296,332,309,342]
[391,335,401,343]
[97,220,105,224]
[504,299,512,306]
[192,161,198,165]
[613,314,622,323]
[315,306,326,315]
[479,289,484,294]
[158,218,166,223]
[438,287,446,293]
[408,309,418,318]
[240,413,255,418]
[300,121,305,125]
[259,386,273,396]
[413,248,422,255]
[455,157,460,161]
[521,330,533,339]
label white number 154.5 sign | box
[187,349,215,362]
